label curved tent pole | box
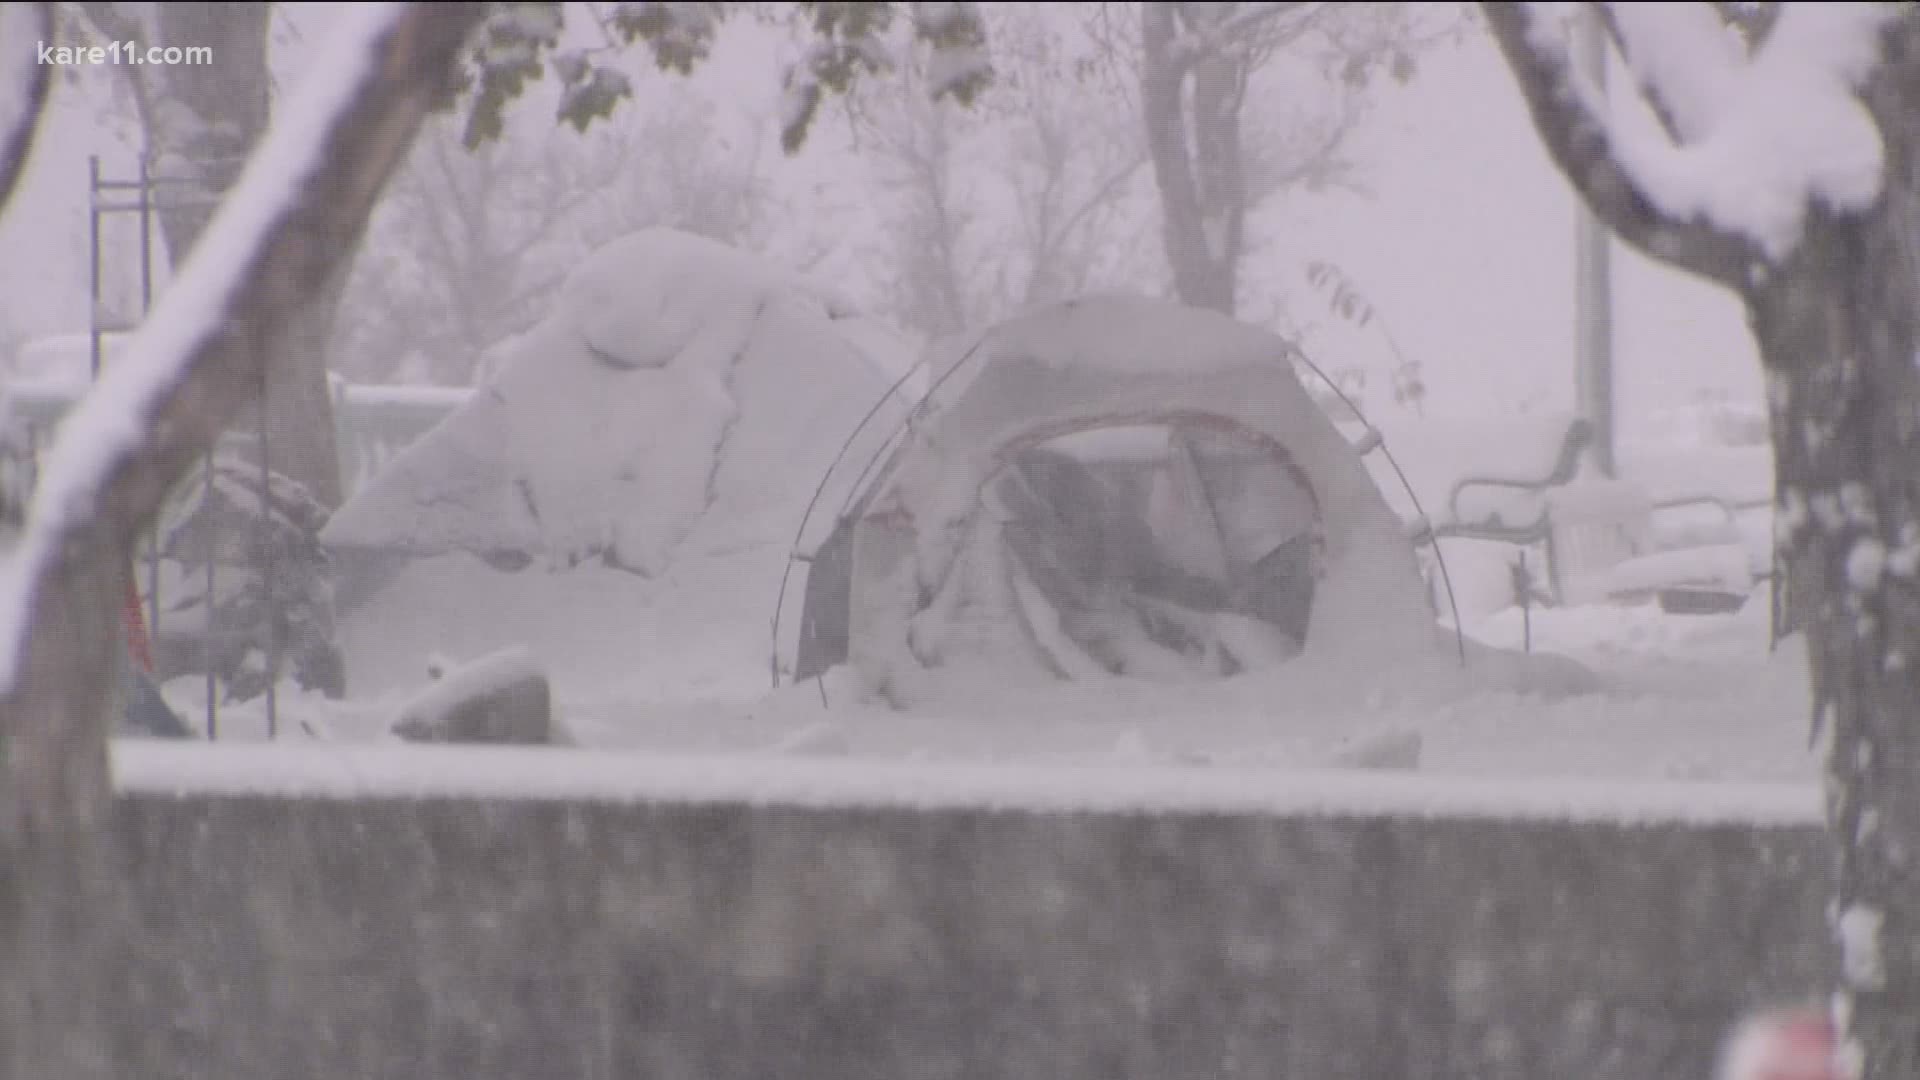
[773,329,1473,695]
[771,328,1007,697]
[768,359,924,691]
[1286,347,1469,668]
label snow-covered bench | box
[1424,417,1594,546]
[1345,413,1770,612]
[1537,479,1764,613]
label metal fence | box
[0,154,468,740]
[2,371,465,738]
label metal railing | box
[6,155,474,739]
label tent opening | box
[975,417,1323,681]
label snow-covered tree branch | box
[1481,3,1762,289]
[0,5,484,1075]
[0,3,53,212]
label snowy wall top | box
[109,748,1826,1080]
[115,742,1821,827]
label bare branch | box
[1480,1,1759,289]
[0,3,53,215]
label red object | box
[122,576,154,673]
[1719,1008,1842,1080]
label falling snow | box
[1847,537,1887,592]
[1838,903,1886,989]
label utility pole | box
[1572,5,1615,477]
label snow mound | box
[553,227,861,371]
[325,230,923,704]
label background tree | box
[1483,2,1920,1073]
[835,2,1462,339]
[338,88,780,385]
[842,3,1158,336]
[1137,1,1460,314]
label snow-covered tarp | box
[321,228,922,702]
[321,227,917,571]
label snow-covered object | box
[391,645,553,745]
[1716,1008,1840,1080]
[320,226,914,576]
[1543,479,1762,607]
[149,451,345,703]
[830,294,1442,707]
[1601,544,1755,600]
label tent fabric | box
[793,295,1441,706]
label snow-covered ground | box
[142,229,1813,789]
[562,579,1813,786]
[179,554,1815,790]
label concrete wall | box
[111,745,1832,1080]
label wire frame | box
[84,154,290,740]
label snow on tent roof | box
[320,227,918,577]
[797,294,1447,708]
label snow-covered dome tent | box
[784,295,1444,708]
[319,228,921,700]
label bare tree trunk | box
[142,2,347,508]
[0,9,483,1077]
[1141,3,1248,314]
[257,259,352,507]
[0,13,127,1079]
[1757,66,1920,1065]
[147,3,271,247]
[1483,6,1920,1073]
[0,543,134,1080]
